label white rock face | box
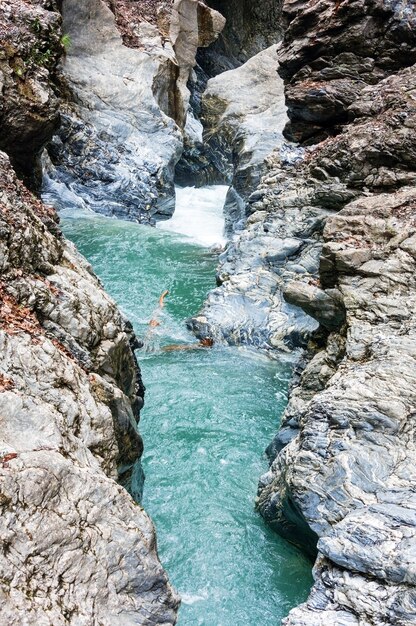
[44,0,182,220]
[188,48,319,348]
[44,0,224,222]
[203,44,288,188]
[171,0,226,126]
[0,151,179,624]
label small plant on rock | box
[60,33,72,52]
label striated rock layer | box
[0,150,179,624]
[0,2,181,623]
[192,2,416,352]
[43,0,225,222]
[253,2,416,624]
[182,0,416,622]
[279,0,416,144]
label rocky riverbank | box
[0,1,179,623]
[2,0,416,624]
[0,150,179,625]
[190,0,416,623]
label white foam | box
[181,591,208,605]
[157,185,229,247]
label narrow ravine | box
[59,186,313,625]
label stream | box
[58,185,313,625]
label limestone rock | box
[0,151,179,624]
[202,44,288,211]
[259,188,416,624]
[283,282,346,331]
[170,0,225,127]
[194,61,416,349]
[43,0,182,222]
[44,0,225,223]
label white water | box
[157,185,229,247]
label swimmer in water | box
[147,289,169,329]
[145,290,214,352]
[162,337,214,352]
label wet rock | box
[44,0,224,222]
[0,151,179,623]
[283,282,346,331]
[259,188,416,624]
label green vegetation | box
[60,34,72,52]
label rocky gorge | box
[1,0,416,625]
[194,0,416,623]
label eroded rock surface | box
[0,151,179,623]
[202,45,287,207]
[0,0,63,188]
[43,0,182,221]
[251,6,416,624]
[278,0,416,144]
[43,0,224,222]
[259,187,416,625]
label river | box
[59,185,313,625]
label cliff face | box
[254,2,416,624]
[192,2,416,353]
[0,150,179,624]
[279,0,416,143]
[0,2,179,623]
[43,0,225,223]
[201,0,283,74]
[0,0,62,188]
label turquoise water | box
[61,190,312,625]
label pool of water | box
[60,186,313,625]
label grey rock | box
[283,282,346,332]
[0,0,63,188]
[0,151,179,623]
[44,0,182,222]
[259,188,416,625]
[201,0,284,75]
[44,0,225,222]
[278,0,416,144]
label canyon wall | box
[184,0,416,623]
[255,1,416,623]
[43,0,225,222]
[0,1,179,623]
[3,0,416,624]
